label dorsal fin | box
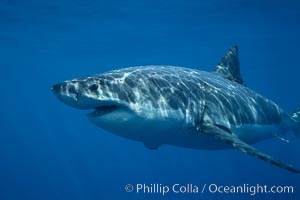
[214,46,244,85]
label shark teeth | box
[88,105,120,117]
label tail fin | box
[291,106,300,139]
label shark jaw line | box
[87,105,123,118]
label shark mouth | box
[88,105,121,117]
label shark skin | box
[52,46,300,173]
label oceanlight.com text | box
[124,183,294,196]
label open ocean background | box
[0,0,299,199]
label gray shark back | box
[89,65,286,128]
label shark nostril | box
[75,93,80,101]
[67,85,80,101]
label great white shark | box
[52,46,300,173]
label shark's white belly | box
[88,109,281,150]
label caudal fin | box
[291,106,300,139]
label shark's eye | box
[89,84,99,91]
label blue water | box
[1,0,300,199]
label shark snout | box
[51,83,63,94]
[51,83,78,97]
[51,81,107,110]
[51,82,83,108]
[51,83,74,97]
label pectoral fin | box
[202,125,300,174]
